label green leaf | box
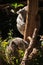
[41,41,43,46]
[16,59,18,63]
[1,40,8,49]
[18,4,24,7]
[11,3,24,8]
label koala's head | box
[8,38,28,51]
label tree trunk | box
[24,0,40,42]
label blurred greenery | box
[0,34,43,65]
[11,3,24,8]
[0,28,43,65]
[0,33,24,65]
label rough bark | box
[21,28,39,65]
[21,0,40,64]
[24,0,40,42]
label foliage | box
[0,35,43,65]
[41,41,43,46]
[11,3,24,8]
[0,37,24,65]
[5,46,24,65]
[7,29,13,40]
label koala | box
[16,6,28,35]
[5,37,28,64]
[8,37,28,51]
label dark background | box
[0,0,26,4]
[0,0,43,39]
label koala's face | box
[8,38,28,51]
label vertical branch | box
[21,28,38,65]
[24,0,30,41]
[24,0,39,42]
[21,0,40,65]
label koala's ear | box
[16,6,28,14]
[16,9,24,14]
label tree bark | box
[21,28,39,65]
[24,0,40,42]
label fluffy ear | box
[16,9,25,15]
[16,6,28,14]
[22,6,28,12]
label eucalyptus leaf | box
[11,3,24,8]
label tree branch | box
[21,28,38,65]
